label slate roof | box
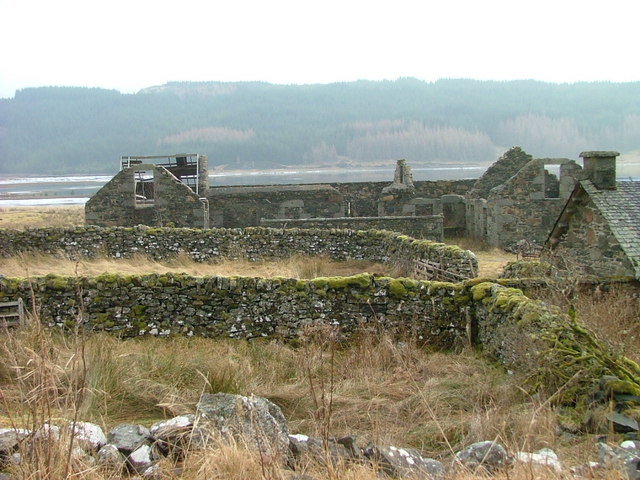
[581,179,640,277]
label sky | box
[1,0,639,99]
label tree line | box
[2,78,640,174]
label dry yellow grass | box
[473,249,517,278]
[0,205,85,229]
[538,287,640,365]
[446,236,517,278]
[0,325,601,480]
[0,252,390,279]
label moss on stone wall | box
[471,280,640,406]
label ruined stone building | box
[465,147,584,249]
[543,151,640,280]
[86,148,606,252]
[86,156,472,242]
[85,154,210,228]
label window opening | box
[543,165,561,199]
[134,169,154,205]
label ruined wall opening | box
[134,169,155,205]
[543,164,561,199]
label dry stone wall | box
[0,226,477,279]
[260,216,444,241]
[469,280,640,405]
[0,274,469,347]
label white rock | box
[621,440,640,451]
[33,424,60,441]
[516,448,562,473]
[128,444,153,473]
[69,421,107,450]
[149,415,193,437]
[0,428,30,437]
[289,434,310,442]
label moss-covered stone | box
[130,305,146,318]
[311,274,373,290]
[470,282,494,301]
[601,378,640,397]
[45,274,70,291]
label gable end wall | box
[545,191,635,277]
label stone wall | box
[0,226,477,279]
[330,180,475,218]
[0,274,469,347]
[85,160,476,235]
[260,216,444,241]
[466,147,533,199]
[207,184,344,227]
[469,280,640,403]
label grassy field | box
[0,206,636,479]
[0,205,85,229]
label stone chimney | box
[197,154,209,196]
[580,150,619,190]
[381,159,415,195]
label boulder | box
[193,393,289,459]
[364,443,444,479]
[97,444,126,470]
[128,444,154,473]
[107,424,151,454]
[288,434,361,468]
[0,429,29,461]
[454,441,511,473]
[515,448,561,473]
[598,441,640,480]
[67,421,107,451]
[32,424,60,442]
[149,415,194,459]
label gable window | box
[134,169,155,205]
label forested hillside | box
[2,78,640,174]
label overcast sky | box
[1,0,638,99]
